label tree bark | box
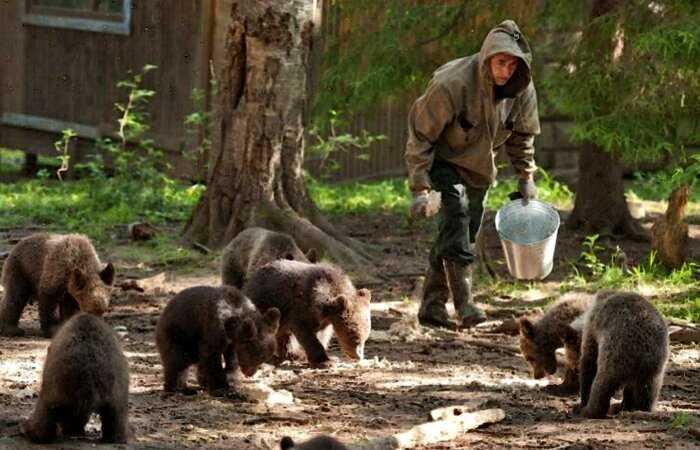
[651,184,689,268]
[183,0,372,268]
[566,0,647,240]
[567,143,646,240]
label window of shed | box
[22,0,132,35]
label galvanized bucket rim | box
[494,199,561,247]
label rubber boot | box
[417,265,455,329]
[444,260,486,328]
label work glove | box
[409,190,430,218]
[518,176,537,204]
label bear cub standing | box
[244,260,371,367]
[0,233,115,337]
[156,285,280,396]
[22,313,131,444]
[518,292,597,394]
[569,291,669,419]
[280,435,348,450]
[221,227,318,288]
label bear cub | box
[280,435,348,450]
[22,313,130,444]
[221,227,318,288]
[156,285,280,396]
[244,260,371,367]
[518,291,597,394]
[0,233,115,337]
[569,291,669,419]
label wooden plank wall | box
[1,0,210,168]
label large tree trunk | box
[183,0,372,268]
[567,143,646,240]
[566,0,647,240]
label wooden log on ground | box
[429,400,490,421]
[669,326,700,344]
[348,408,505,450]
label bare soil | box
[0,209,699,449]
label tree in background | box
[543,0,700,238]
[184,1,372,268]
[314,0,700,239]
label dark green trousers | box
[428,159,487,271]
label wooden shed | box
[0,0,226,178]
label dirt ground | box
[0,209,699,449]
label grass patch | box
[307,176,410,215]
[308,169,574,216]
[108,233,217,270]
[0,177,204,242]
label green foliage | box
[184,70,217,169]
[94,64,166,182]
[485,169,574,210]
[307,111,386,178]
[0,177,203,241]
[657,295,700,324]
[313,0,538,130]
[0,148,25,173]
[307,177,409,215]
[0,65,206,242]
[54,129,76,181]
[542,1,700,171]
[669,412,690,430]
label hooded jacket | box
[405,20,540,192]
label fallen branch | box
[668,326,700,344]
[429,400,490,421]
[347,408,505,450]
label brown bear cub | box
[518,292,596,394]
[156,285,280,396]
[221,227,318,288]
[570,291,669,419]
[22,313,130,444]
[281,435,348,450]
[0,233,115,337]
[244,260,371,367]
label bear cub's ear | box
[100,262,115,285]
[518,316,536,339]
[264,308,281,330]
[238,318,257,341]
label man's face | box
[489,53,519,86]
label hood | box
[478,20,532,98]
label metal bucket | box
[495,199,560,280]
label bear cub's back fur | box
[244,259,371,365]
[22,313,130,443]
[577,291,669,418]
[221,227,316,288]
[0,233,114,337]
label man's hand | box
[518,177,537,204]
[409,190,430,218]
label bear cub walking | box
[156,285,280,396]
[518,292,596,394]
[221,227,317,288]
[569,291,669,418]
[244,260,371,367]
[0,233,115,337]
[22,313,131,443]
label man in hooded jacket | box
[406,20,540,329]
